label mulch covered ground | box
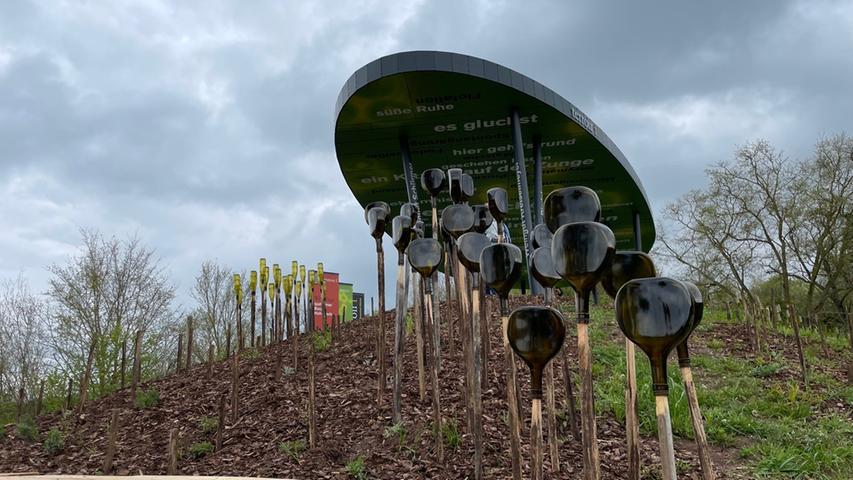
[1,295,743,479]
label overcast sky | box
[1,0,851,310]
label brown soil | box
[3,294,833,479]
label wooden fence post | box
[208,344,214,378]
[186,316,194,371]
[176,333,184,373]
[788,304,808,386]
[230,351,239,422]
[308,341,318,448]
[216,394,226,451]
[131,329,143,401]
[103,409,120,474]
[225,323,232,358]
[167,428,178,475]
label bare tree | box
[190,260,239,360]
[0,275,49,406]
[47,229,176,396]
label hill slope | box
[2,295,851,479]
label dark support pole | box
[633,212,643,251]
[400,137,419,206]
[533,136,543,225]
[510,108,541,294]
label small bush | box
[15,417,38,442]
[188,441,214,458]
[199,416,218,434]
[384,422,406,447]
[241,347,260,360]
[278,439,306,461]
[134,388,160,409]
[345,455,368,480]
[311,330,332,352]
[441,419,461,450]
[43,427,65,455]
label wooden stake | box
[225,323,232,358]
[103,409,119,474]
[392,257,409,424]
[261,285,267,348]
[625,338,641,480]
[376,238,387,405]
[562,343,581,440]
[230,350,239,422]
[788,304,808,386]
[577,322,601,480]
[131,330,142,401]
[502,312,523,480]
[424,285,444,461]
[308,341,318,448]
[186,316,193,371]
[293,300,300,372]
[15,386,25,423]
[531,398,544,480]
[680,366,716,480]
[216,394,226,451]
[120,340,127,389]
[414,272,427,403]
[470,275,484,480]
[251,291,257,348]
[479,279,489,391]
[545,363,560,473]
[655,395,677,480]
[78,338,96,414]
[444,247,456,359]
[207,344,214,378]
[167,428,179,475]
[176,333,184,373]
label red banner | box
[312,272,339,330]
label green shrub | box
[384,421,406,447]
[199,416,218,434]
[311,330,332,352]
[278,439,306,461]
[405,313,414,335]
[241,347,260,360]
[188,441,214,458]
[134,388,159,409]
[441,419,461,450]
[345,455,368,480]
[15,417,38,442]
[43,427,65,455]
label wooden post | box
[78,337,97,413]
[479,280,489,390]
[308,341,318,448]
[230,350,239,422]
[445,248,456,359]
[376,238,387,405]
[261,284,267,348]
[501,311,523,480]
[216,394,226,451]
[65,378,73,411]
[546,363,560,473]
[562,345,581,440]
[176,333,184,373]
[577,322,601,480]
[392,256,409,425]
[531,398,544,480]
[167,428,179,475]
[413,273,426,403]
[681,366,716,480]
[788,304,808,386]
[625,339,640,480]
[35,380,44,417]
[207,344,214,378]
[293,304,300,373]
[103,409,119,474]
[120,340,127,389]
[251,291,257,348]
[131,329,142,401]
[469,274,484,480]
[186,316,194,371]
[225,323,232,358]
[655,396,677,480]
[423,285,444,461]
[816,315,830,356]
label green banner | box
[339,283,353,324]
